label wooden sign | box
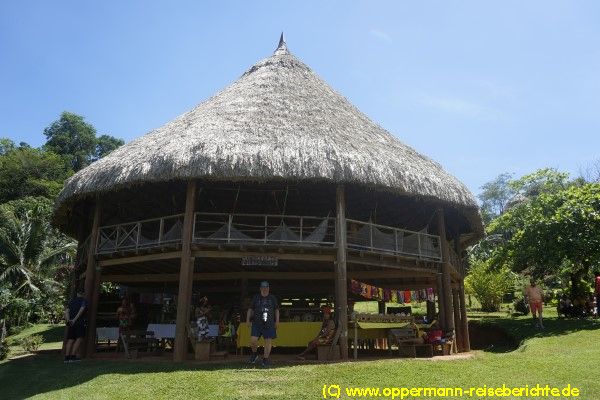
[241,256,278,266]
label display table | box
[349,320,438,359]
[237,322,322,348]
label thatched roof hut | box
[55,35,481,361]
[52,35,482,239]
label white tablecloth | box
[96,327,119,341]
[145,324,221,339]
[147,324,176,339]
[208,324,219,337]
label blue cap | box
[260,281,269,288]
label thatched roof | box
[53,34,483,235]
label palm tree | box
[0,205,76,296]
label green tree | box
[0,138,15,155]
[478,173,514,224]
[0,145,72,203]
[0,197,76,296]
[509,168,570,198]
[95,134,124,159]
[43,112,124,170]
[43,112,98,171]
[488,183,600,299]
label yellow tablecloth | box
[356,322,413,329]
[349,321,436,340]
[237,322,322,348]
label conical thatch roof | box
[53,35,482,235]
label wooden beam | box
[348,258,438,274]
[174,180,197,362]
[84,200,101,358]
[102,269,436,283]
[459,279,471,352]
[437,208,455,332]
[335,185,349,360]
[192,249,335,262]
[97,251,182,267]
[452,287,462,352]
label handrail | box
[95,212,442,262]
[346,218,442,261]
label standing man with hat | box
[246,281,279,368]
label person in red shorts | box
[525,278,544,329]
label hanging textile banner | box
[349,279,435,303]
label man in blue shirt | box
[246,281,279,368]
[63,288,87,362]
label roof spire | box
[274,32,289,55]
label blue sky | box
[1,1,599,195]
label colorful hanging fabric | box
[384,289,392,302]
[397,290,404,304]
[361,283,369,298]
[404,290,411,303]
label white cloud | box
[369,29,392,43]
[418,93,502,121]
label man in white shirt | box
[525,278,544,329]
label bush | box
[465,260,515,312]
[21,334,44,352]
[0,340,8,360]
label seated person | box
[297,307,336,360]
[424,325,443,344]
[557,295,573,317]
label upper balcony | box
[95,212,443,263]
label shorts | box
[530,301,543,314]
[67,323,87,340]
[251,323,277,339]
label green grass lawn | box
[1,314,598,400]
[5,324,64,357]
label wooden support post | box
[459,279,471,351]
[436,208,455,333]
[174,180,197,362]
[84,201,101,358]
[452,288,462,352]
[436,273,445,330]
[335,185,349,360]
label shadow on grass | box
[0,352,265,399]
[470,316,600,353]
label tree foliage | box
[486,183,600,299]
[0,143,72,203]
[95,134,124,159]
[43,112,97,171]
[0,197,76,296]
[471,169,599,306]
[43,111,123,171]
[478,173,514,224]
